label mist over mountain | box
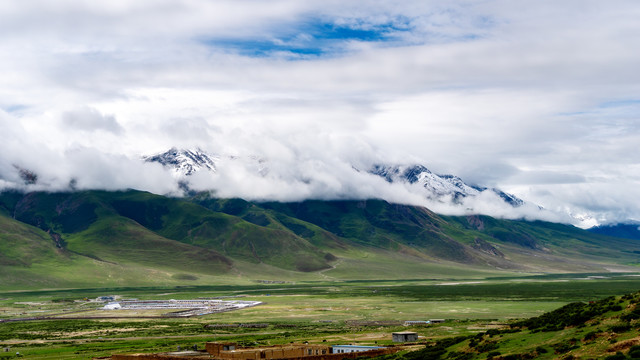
[0,144,576,229]
[143,148,525,207]
[2,1,640,233]
[370,164,524,207]
[142,147,537,219]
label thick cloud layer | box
[1,1,639,227]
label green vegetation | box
[515,297,622,331]
[3,189,640,358]
[376,291,640,360]
[2,284,640,359]
[3,189,640,288]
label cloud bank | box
[1,0,640,227]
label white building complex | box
[102,299,262,316]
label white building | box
[331,345,382,354]
[103,302,122,310]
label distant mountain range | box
[143,147,268,178]
[2,148,633,231]
[588,223,640,240]
[144,147,524,207]
[1,188,639,289]
[370,164,524,206]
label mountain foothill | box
[1,148,639,287]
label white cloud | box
[1,0,640,226]
[62,107,123,134]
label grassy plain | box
[2,274,640,359]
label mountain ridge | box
[143,147,218,176]
[3,147,633,228]
[370,163,524,206]
[1,189,639,289]
[142,147,525,209]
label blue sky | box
[1,0,640,226]
[201,8,493,59]
[204,16,413,58]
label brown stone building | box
[109,342,399,360]
[206,342,330,359]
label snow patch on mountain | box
[370,164,524,207]
[142,148,524,209]
[143,148,219,176]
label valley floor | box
[1,274,640,359]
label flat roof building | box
[331,345,383,354]
[392,331,418,343]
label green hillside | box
[382,291,640,360]
[0,213,229,288]
[255,200,640,274]
[1,189,640,288]
[1,190,334,273]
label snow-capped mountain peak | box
[143,148,218,176]
[370,164,523,207]
[142,148,523,209]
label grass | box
[2,277,640,359]
[4,191,640,358]
[4,190,640,289]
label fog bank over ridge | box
[2,1,640,228]
[0,135,584,228]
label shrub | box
[629,345,640,359]
[447,352,473,360]
[552,341,578,354]
[535,346,548,354]
[609,305,623,312]
[516,301,608,331]
[583,330,600,341]
[476,341,499,353]
[621,309,640,321]
[604,352,627,360]
[403,336,470,360]
[609,323,631,333]
[502,355,522,360]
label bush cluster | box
[395,336,470,360]
[603,345,640,360]
[515,297,621,331]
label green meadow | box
[3,191,640,358]
[2,274,640,359]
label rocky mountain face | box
[370,164,524,207]
[142,148,524,208]
[143,148,218,176]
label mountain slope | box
[589,223,640,241]
[370,164,524,206]
[2,189,640,288]
[258,200,475,262]
[64,215,233,273]
[0,213,65,269]
[257,200,640,273]
[387,291,640,360]
[0,212,233,288]
[1,190,336,274]
[108,191,335,271]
